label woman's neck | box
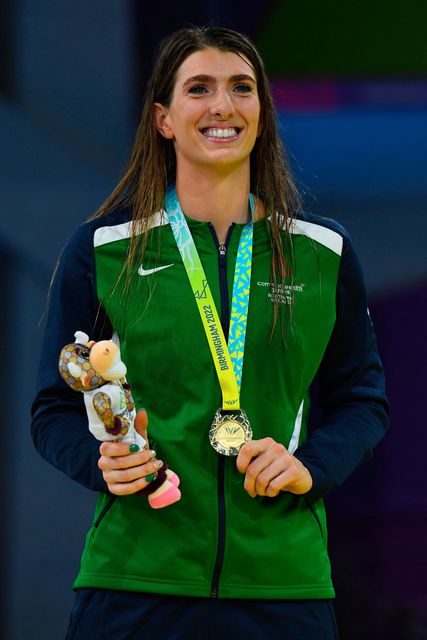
[175,165,253,244]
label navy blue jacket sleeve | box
[294,231,389,501]
[31,223,113,492]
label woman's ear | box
[153,103,174,139]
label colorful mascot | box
[58,331,181,509]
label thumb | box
[134,408,148,441]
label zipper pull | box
[218,243,227,256]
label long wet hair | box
[92,26,301,327]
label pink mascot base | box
[58,331,181,509]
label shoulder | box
[66,207,134,252]
[289,210,352,258]
[294,210,349,237]
[73,208,170,250]
[51,208,134,289]
[292,212,367,296]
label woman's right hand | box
[98,409,163,495]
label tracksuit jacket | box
[31,204,389,599]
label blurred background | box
[1,1,426,638]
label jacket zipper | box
[208,222,234,598]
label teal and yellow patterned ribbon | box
[165,186,253,411]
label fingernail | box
[144,473,156,483]
[155,460,163,469]
[149,450,156,459]
[129,444,140,453]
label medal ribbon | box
[165,186,254,411]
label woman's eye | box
[234,84,252,93]
[188,85,208,95]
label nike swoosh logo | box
[137,264,174,276]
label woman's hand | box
[236,437,313,498]
[98,409,163,496]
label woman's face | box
[155,48,261,176]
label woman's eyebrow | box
[229,74,256,83]
[183,74,215,87]
[182,73,256,87]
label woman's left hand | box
[236,438,313,498]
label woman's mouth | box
[201,127,240,140]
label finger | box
[242,441,287,496]
[107,473,158,496]
[254,457,290,496]
[273,463,313,495]
[134,408,149,442]
[246,444,285,481]
[103,458,163,485]
[98,448,156,472]
[99,440,136,458]
[236,437,275,473]
[264,471,290,497]
[243,450,278,497]
[264,463,313,497]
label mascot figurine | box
[59,331,181,509]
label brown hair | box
[92,26,300,327]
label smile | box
[201,127,240,139]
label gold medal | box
[209,407,252,456]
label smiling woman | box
[91,26,300,294]
[31,25,389,640]
[153,48,262,241]
[156,52,260,152]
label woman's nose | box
[209,88,235,118]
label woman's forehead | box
[174,48,256,86]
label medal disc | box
[209,407,252,456]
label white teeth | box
[203,128,238,139]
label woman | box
[32,26,389,639]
